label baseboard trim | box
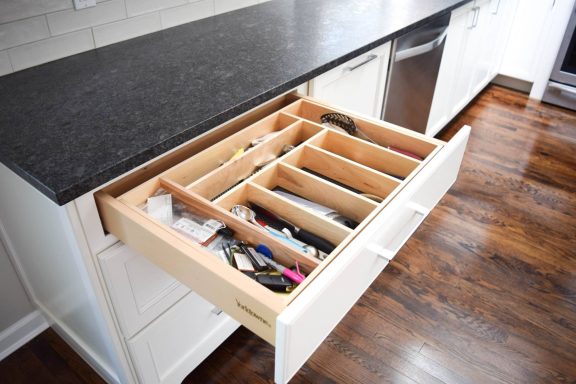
[492,74,532,94]
[0,310,48,361]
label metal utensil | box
[231,205,319,256]
[231,205,266,229]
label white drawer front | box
[127,291,239,384]
[274,125,470,384]
[99,243,190,338]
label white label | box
[233,253,254,271]
[203,219,225,232]
[147,194,173,225]
[172,218,215,244]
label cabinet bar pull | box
[366,202,430,261]
[344,54,378,72]
[467,7,478,29]
[491,0,501,15]
[473,6,480,28]
[211,306,223,315]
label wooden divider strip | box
[159,178,321,272]
[162,111,300,188]
[273,162,377,224]
[210,128,328,204]
[289,98,441,158]
[295,145,401,199]
[313,129,421,179]
[187,119,309,199]
[245,182,352,246]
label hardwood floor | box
[1,85,575,383]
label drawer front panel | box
[127,291,239,384]
[98,243,190,338]
[274,125,470,384]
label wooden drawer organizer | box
[96,94,469,383]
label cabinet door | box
[489,0,519,78]
[499,0,556,81]
[127,291,239,384]
[98,243,190,338]
[426,3,475,136]
[309,43,390,119]
[449,4,478,117]
[469,0,496,95]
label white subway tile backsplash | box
[47,0,127,36]
[125,0,187,18]
[0,51,13,76]
[93,13,162,48]
[0,16,50,51]
[0,0,268,76]
[8,29,95,72]
[160,0,214,29]
[214,0,258,15]
[0,0,72,25]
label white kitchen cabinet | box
[427,2,476,136]
[0,87,470,384]
[499,0,557,82]
[308,43,391,119]
[98,243,191,338]
[127,291,238,384]
[427,0,515,136]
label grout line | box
[90,27,97,48]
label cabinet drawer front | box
[127,291,239,384]
[98,243,190,338]
[274,125,470,384]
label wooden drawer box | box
[95,94,470,383]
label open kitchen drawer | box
[95,94,470,384]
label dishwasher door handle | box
[394,28,448,62]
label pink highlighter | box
[262,257,305,284]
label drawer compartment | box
[95,94,470,383]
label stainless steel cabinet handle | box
[366,202,430,260]
[344,54,378,71]
[467,7,478,29]
[211,306,223,315]
[394,28,449,62]
[473,6,480,27]
[492,0,501,15]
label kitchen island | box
[0,1,472,383]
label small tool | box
[255,274,293,292]
[250,203,336,255]
[321,113,377,144]
[238,242,268,271]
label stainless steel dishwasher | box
[382,13,451,134]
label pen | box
[262,257,305,284]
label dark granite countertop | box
[0,0,469,205]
